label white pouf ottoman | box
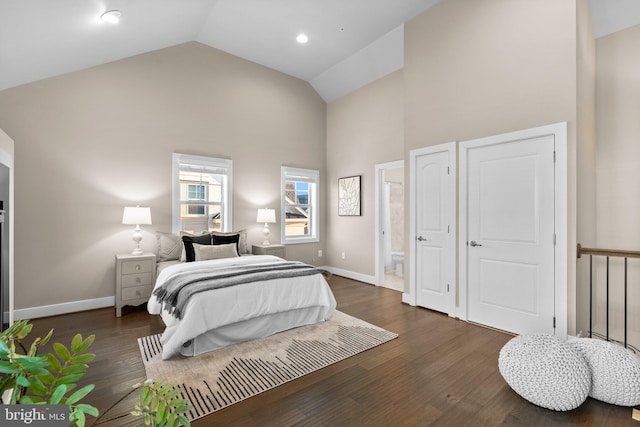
[571,338,640,407]
[498,333,591,411]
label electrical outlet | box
[318,250,323,257]
[341,251,346,259]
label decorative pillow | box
[211,233,240,256]
[155,232,183,262]
[181,233,212,262]
[211,229,248,254]
[498,333,591,411]
[193,243,239,261]
[571,338,640,406]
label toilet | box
[391,252,404,277]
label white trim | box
[13,296,115,320]
[458,122,568,338]
[324,266,376,285]
[0,147,12,326]
[172,153,233,233]
[408,142,457,317]
[374,160,404,287]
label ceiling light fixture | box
[296,33,309,44]
[101,10,122,24]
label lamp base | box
[262,223,271,246]
[131,227,143,256]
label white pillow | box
[192,243,239,261]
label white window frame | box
[172,153,233,233]
[281,166,319,244]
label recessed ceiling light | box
[101,10,121,24]
[296,34,309,44]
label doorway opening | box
[375,161,404,292]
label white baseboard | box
[324,266,376,285]
[14,296,115,320]
[401,293,415,305]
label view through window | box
[173,154,232,234]
[282,166,319,243]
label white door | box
[466,135,555,335]
[415,149,452,314]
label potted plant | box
[0,320,191,426]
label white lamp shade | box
[256,208,276,223]
[122,206,152,225]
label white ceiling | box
[1,0,639,102]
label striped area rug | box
[137,310,398,421]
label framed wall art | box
[338,175,361,216]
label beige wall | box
[576,0,597,337]
[326,71,404,277]
[404,0,579,331]
[596,25,640,249]
[0,42,326,310]
[595,24,640,344]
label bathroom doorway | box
[375,161,405,292]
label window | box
[172,153,232,234]
[281,166,319,244]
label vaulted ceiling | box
[1,0,639,102]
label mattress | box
[148,255,336,359]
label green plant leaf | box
[177,414,190,426]
[53,343,71,362]
[40,328,54,346]
[0,337,9,353]
[72,335,95,354]
[75,409,86,427]
[37,373,55,384]
[56,373,84,385]
[27,382,49,396]
[50,384,67,404]
[19,395,34,404]
[0,362,20,374]
[66,384,95,405]
[75,403,99,417]
[47,353,62,373]
[16,374,31,387]
[70,334,82,353]
[61,364,89,375]
[70,353,96,364]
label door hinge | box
[553,151,556,163]
[553,317,556,328]
[447,225,450,233]
[447,283,450,292]
[447,166,450,175]
[553,234,556,245]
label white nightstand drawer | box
[116,253,156,317]
[122,285,153,301]
[122,259,153,275]
[121,272,153,288]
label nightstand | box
[252,244,285,259]
[115,253,156,317]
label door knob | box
[417,236,428,242]
[469,241,482,247]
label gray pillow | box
[156,232,183,262]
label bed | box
[147,254,336,360]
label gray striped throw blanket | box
[153,260,325,319]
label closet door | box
[465,134,555,335]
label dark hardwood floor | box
[29,276,638,426]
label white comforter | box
[148,255,336,359]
